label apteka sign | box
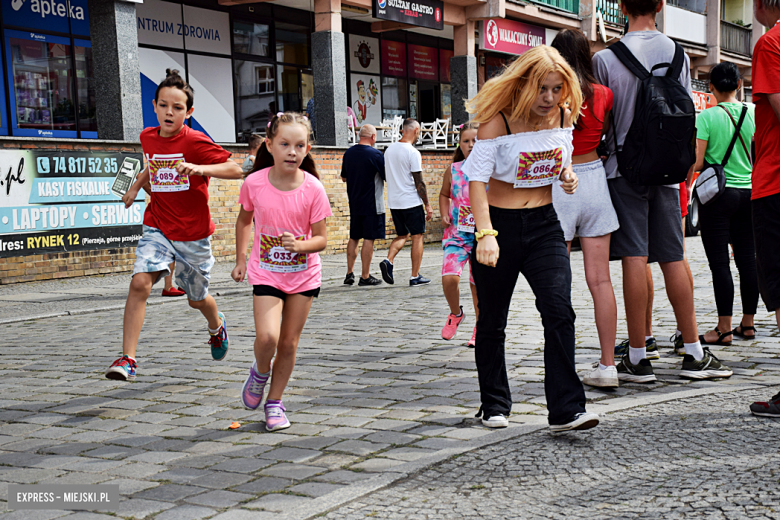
[373,0,443,31]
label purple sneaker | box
[265,400,291,431]
[241,362,269,410]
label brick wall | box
[0,139,451,284]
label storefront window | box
[7,34,77,136]
[75,44,97,136]
[234,59,275,142]
[233,21,270,57]
[382,77,407,120]
[275,23,309,66]
[277,66,301,112]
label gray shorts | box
[607,177,684,263]
[552,159,619,242]
[133,225,215,301]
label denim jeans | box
[700,187,759,317]
[471,204,587,425]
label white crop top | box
[462,127,574,189]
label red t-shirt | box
[572,84,613,156]
[752,23,780,200]
[140,125,231,241]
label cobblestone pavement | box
[325,388,780,520]
[0,237,778,519]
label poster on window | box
[441,84,451,120]
[349,35,380,74]
[350,74,381,127]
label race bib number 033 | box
[259,234,307,273]
[456,205,475,233]
[148,154,190,192]
[514,148,562,188]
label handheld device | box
[111,157,142,198]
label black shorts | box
[349,213,386,240]
[253,285,320,300]
[753,191,780,312]
[390,205,426,236]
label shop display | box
[14,71,54,126]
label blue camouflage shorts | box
[133,225,214,301]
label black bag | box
[608,41,696,185]
[694,104,748,206]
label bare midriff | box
[572,150,600,164]
[486,179,552,209]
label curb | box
[279,383,765,520]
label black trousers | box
[471,204,587,425]
[700,187,759,317]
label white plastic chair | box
[389,116,403,143]
[426,118,449,149]
[346,116,357,144]
[417,122,435,145]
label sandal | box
[732,323,756,339]
[699,327,733,346]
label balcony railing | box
[720,20,752,56]
[530,0,579,15]
[596,0,626,26]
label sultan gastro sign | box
[373,0,444,31]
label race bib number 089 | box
[259,234,307,273]
[148,154,190,192]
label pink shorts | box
[442,244,475,285]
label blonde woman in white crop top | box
[461,46,599,433]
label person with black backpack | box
[592,0,733,382]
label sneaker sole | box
[617,373,657,383]
[266,422,291,432]
[583,377,619,388]
[750,410,780,418]
[482,419,508,428]
[105,369,134,381]
[679,369,733,380]
[646,351,660,360]
[550,415,600,432]
[674,349,686,356]
[410,281,431,287]
[344,281,354,285]
[379,263,394,285]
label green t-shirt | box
[696,102,755,189]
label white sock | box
[684,341,704,360]
[645,335,654,342]
[125,355,136,362]
[675,330,682,338]
[629,347,646,365]
[386,259,393,265]
[599,363,614,370]
[208,321,222,335]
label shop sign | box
[183,5,230,56]
[439,49,453,82]
[373,0,443,31]
[692,91,717,112]
[381,40,407,76]
[408,44,438,81]
[136,0,185,49]
[0,150,145,258]
[349,35,380,75]
[2,0,90,37]
[480,18,546,55]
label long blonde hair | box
[465,46,582,126]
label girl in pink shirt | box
[232,112,332,431]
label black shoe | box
[409,275,431,287]
[343,272,355,285]
[379,260,394,285]
[358,275,382,286]
[616,355,657,383]
[680,347,733,379]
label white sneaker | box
[582,363,619,388]
[482,415,509,428]
[550,412,600,432]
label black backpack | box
[608,41,696,185]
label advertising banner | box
[480,18,546,56]
[408,44,439,81]
[0,150,145,258]
[381,40,407,77]
[439,49,454,82]
[1,0,90,36]
[693,91,717,112]
[349,35,381,75]
[373,0,443,30]
[350,74,381,126]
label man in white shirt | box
[379,119,433,287]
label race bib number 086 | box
[259,234,307,273]
[514,148,563,189]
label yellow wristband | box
[475,229,498,240]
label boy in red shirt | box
[105,69,242,381]
[748,0,780,417]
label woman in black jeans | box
[693,62,758,345]
[463,46,599,432]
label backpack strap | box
[667,42,685,79]
[608,41,651,80]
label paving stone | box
[327,440,390,456]
[259,447,321,462]
[133,484,207,502]
[287,481,345,497]
[112,498,175,519]
[260,463,323,480]
[186,490,254,508]
[189,471,253,489]
[243,493,314,512]
[153,505,217,520]
[102,478,160,495]
[232,477,290,495]
[313,470,368,484]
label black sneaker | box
[409,275,431,287]
[750,392,780,417]
[670,333,686,356]
[358,275,382,286]
[343,272,355,285]
[680,347,733,379]
[616,355,657,383]
[549,412,600,432]
[379,260,394,285]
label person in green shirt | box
[693,61,759,346]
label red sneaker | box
[162,287,186,297]
[441,306,465,340]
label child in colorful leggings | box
[439,123,479,345]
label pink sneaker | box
[467,326,477,347]
[265,400,291,431]
[241,362,269,410]
[441,306,465,340]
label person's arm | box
[439,170,452,226]
[231,207,254,283]
[176,159,243,180]
[122,167,149,208]
[411,171,433,221]
[560,109,578,194]
[693,138,709,173]
[769,93,780,123]
[281,219,327,254]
